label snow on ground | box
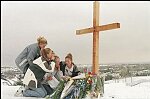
[1,76,150,99]
[1,85,44,99]
[101,76,150,99]
[101,82,150,99]
[1,84,44,99]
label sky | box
[1,1,150,67]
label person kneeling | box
[60,53,80,81]
[15,48,55,98]
[41,55,64,96]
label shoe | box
[14,86,25,97]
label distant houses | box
[1,66,22,79]
[1,63,150,81]
[77,64,150,81]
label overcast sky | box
[1,1,150,67]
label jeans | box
[42,84,54,95]
[23,84,47,98]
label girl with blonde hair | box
[15,36,48,74]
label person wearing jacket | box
[42,55,64,96]
[53,56,63,81]
[60,53,79,78]
[15,48,55,98]
[15,36,47,74]
[46,55,63,82]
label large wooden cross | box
[76,1,120,74]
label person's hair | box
[52,51,55,55]
[54,56,60,70]
[41,48,52,61]
[65,53,73,62]
[37,36,47,45]
[54,56,59,62]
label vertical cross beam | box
[76,1,120,75]
[93,1,99,74]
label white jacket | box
[23,57,55,88]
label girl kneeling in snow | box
[15,48,55,98]
[60,53,80,79]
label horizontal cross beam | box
[76,23,120,35]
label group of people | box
[14,36,79,98]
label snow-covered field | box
[1,76,150,99]
[1,79,44,99]
[101,76,150,99]
[1,85,44,99]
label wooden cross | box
[76,1,120,74]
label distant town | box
[78,63,150,81]
[1,63,150,82]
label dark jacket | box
[60,61,79,77]
[23,57,55,88]
[15,43,41,74]
[29,57,54,81]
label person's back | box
[15,48,55,98]
[15,36,47,74]
[15,43,40,74]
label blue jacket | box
[15,43,41,74]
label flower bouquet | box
[46,72,104,99]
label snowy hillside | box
[1,79,44,99]
[101,76,150,99]
[1,85,45,99]
[1,76,150,99]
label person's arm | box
[43,73,53,81]
[72,65,80,77]
[42,61,55,73]
[48,61,55,72]
[57,70,63,77]
[73,64,79,73]
[27,49,38,66]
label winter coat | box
[41,69,63,89]
[15,43,41,74]
[23,56,55,88]
[60,61,79,77]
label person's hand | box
[62,76,70,81]
[47,76,53,80]
[51,56,55,60]
[56,65,60,71]
[55,63,60,70]
[78,72,81,75]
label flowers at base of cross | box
[62,71,101,99]
[87,79,92,84]
[46,72,103,99]
[84,72,100,98]
[46,80,65,99]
